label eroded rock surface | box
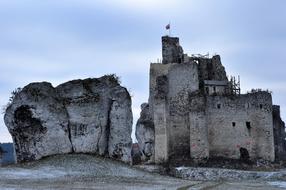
[108,86,133,162]
[135,103,155,163]
[4,76,133,163]
[4,82,72,162]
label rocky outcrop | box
[4,75,133,163]
[4,82,72,162]
[135,103,155,163]
[108,86,133,162]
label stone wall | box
[149,63,173,119]
[143,63,277,163]
[189,94,209,161]
[194,55,228,82]
[273,105,286,160]
[148,62,200,162]
[206,92,275,161]
[167,63,199,160]
[149,63,172,163]
[153,100,168,162]
[162,36,184,64]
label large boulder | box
[4,75,133,163]
[56,78,113,155]
[108,86,133,162]
[135,103,155,163]
[4,82,72,162]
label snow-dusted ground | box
[0,154,285,190]
[269,181,286,189]
[173,166,286,181]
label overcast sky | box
[0,0,285,142]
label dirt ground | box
[0,154,285,190]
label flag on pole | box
[165,23,170,30]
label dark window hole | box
[246,122,251,130]
[240,147,250,161]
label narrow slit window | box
[205,87,209,94]
[232,122,236,127]
[217,104,221,109]
[246,122,251,129]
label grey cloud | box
[0,0,285,142]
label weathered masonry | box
[136,36,286,164]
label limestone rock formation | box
[4,75,133,163]
[4,82,72,162]
[108,86,133,162]
[135,103,155,163]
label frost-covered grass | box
[0,154,285,189]
[0,154,197,190]
[173,165,286,181]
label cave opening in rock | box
[14,105,46,135]
[14,105,32,124]
[239,147,250,161]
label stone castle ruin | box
[3,35,286,166]
[136,36,286,164]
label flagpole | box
[165,22,171,36]
[169,21,171,36]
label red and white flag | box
[165,23,170,30]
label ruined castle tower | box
[136,35,286,164]
[162,36,184,64]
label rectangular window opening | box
[232,122,236,127]
[246,122,251,129]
